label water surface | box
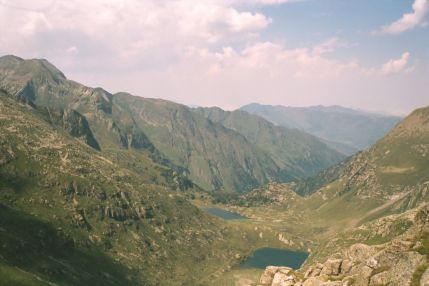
[204,207,247,220]
[240,247,308,269]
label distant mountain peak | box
[0,55,67,83]
[0,54,24,63]
[241,103,402,155]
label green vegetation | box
[0,91,286,285]
[194,107,345,180]
[411,263,428,286]
[416,231,429,256]
[371,266,390,276]
[0,204,136,286]
[0,55,345,194]
[1,55,429,285]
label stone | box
[421,267,429,286]
[366,257,378,269]
[260,266,279,285]
[341,259,352,274]
[278,267,293,275]
[320,259,342,276]
[272,272,294,286]
[345,244,375,263]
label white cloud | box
[181,42,414,82]
[0,0,273,71]
[378,0,429,34]
[65,46,78,55]
[215,0,301,5]
[0,0,425,115]
[381,52,414,75]
[97,42,420,114]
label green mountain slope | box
[241,103,402,155]
[221,104,429,285]
[193,107,345,180]
[250,103,429,227]
[313,104,429,212]
[0,55,345,193]
[0,90,280,285]
[112,93,285,193]
[258,103,429,285]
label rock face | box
[259,204,429,286]
[259,266,300,286]
[41,107,101,150]
[0,56,346,194]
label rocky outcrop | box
[259,266,301,286]
[60,108,101,150]
[34,105,101,150]
[259,204,429,286]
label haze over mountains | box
[236,102,429,285]
[1,55,428,286]
[241,103,402,155]
[0,0,427,284]
[0,55,350,194]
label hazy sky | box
[0,0,428,115]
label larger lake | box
[240,248,308,269]
[204,207,247,220]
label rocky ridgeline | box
[259,266,302,286]
[237,182,301,206]
[259,204,429,286]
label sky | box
[0,0,428,115]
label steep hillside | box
[193,107,345,180]
[0,55,345,193]
[218,104,429,285]
[241,103,401,155]
[240,104,429,229]
[112,93,287,193]
[0,55,277,193]
[0,90,280,285]
[311,104,429,221]
[259,204,429,286]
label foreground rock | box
[259,266,301,286]
[259,204,429,286]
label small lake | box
[204,207,247,220]
[240,248,308,270]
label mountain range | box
[0,55,348,194]
[0,79,287,286]
[227,102,429,285]
[241,103,402,155]
[0,55,427,286]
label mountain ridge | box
[0,55,345,193]
[193,106,345,180]
[0,89,286,285]
[241,102,402,155]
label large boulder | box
[259,266,295,286]
[320,259,342,276]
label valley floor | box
[194,188,429,286]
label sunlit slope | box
[0,91,278,285]
[0,55,345,193]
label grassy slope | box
[113,93,283,193]
[193,107,345,179]
[210,105,429,284]
[0,93,291,285]
[0,55,346,194]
